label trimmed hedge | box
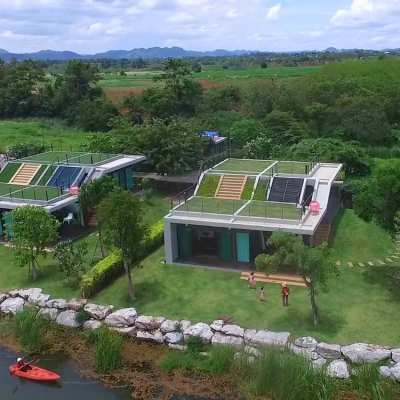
[80,219,165,298]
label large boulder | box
[180,320,191,331]
[135,315,165,331]
[244,346,262,358]
[164,331,184,345]
[9,288,41,299]
[244,330,290,347]
[136,329,164,344]
[212,332,244,348]
[341,343,391,364]
[327,360,350,379]
[380,366,393,379]
[37,307,59,321]
[46,299,68,310]
[316,342,341,360]
[84,303,114,320]
[221,324,244,338]
[104,308,137,328]
[381,363,400,382]
[392,349,400,363]
[0,297,24,315]
[290,344,320,361]
[160,319,180,334]
[111,327,136,336]
[83,319,103,331]
[67,298,88,311]
[56,310,81,328]
[295,336,318,350]
[0,293,8,304]
[210,320,224,332]
[312,357,328,370]
[184,322,214,344]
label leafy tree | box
[8,206,60,280]
[135,119,203,175]
[77,98,118,132]
[244,136,274,159]
[96,191,147,300]
[353,159,400,230]
[230,118,264,148]
[79,176,120,257]
[255,232,336,326]
[54,240,88,287]
[201,86,241,113]
[289,138,370,176]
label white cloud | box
[226,8,239,18]
[167,11,195,24]
[331,0,400,28]
[266,3,281,20]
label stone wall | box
[1,288,399,382]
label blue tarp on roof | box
[201,131,220,138]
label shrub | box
[80,250,123,298]
[80,219,164,297]
[7,143,46,159]
[95,328,123,373]
[201,345,235,374]
[14,308,48,353]
[160,351,197,373]
[186,336,205,355]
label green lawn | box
[195,175,220,197]
[330,209,394,263]
[213,159,273,174]
[177,196,245,214]
[239,201,301,220]
[0,120,92,152]
[0,182,62,201]
[94,247,400,346]
[0,163,21,183]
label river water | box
[0,347,131,400]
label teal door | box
[218,231,233,262]
[178,225,193,258]
[236,232,250,263]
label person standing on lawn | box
[259,286,266,302]
[281,282,289,306]
[248,272,257,289]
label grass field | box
[0,120,92,152]
[0,197,398,345]
[277,161,311,175]
[239,201,301,220]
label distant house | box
[164,158,342,268]
[0,151,145,239]
[200,131,228,157]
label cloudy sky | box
[0,0,399,53]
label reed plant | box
[94,328,123,373]
[14,308,48,353]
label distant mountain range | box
[0,47,253,61]
[0,46,396,62]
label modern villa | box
[164,158,343,268]
[0,151,145,238]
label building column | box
[164,221,178,264]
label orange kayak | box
[9,363,60,382]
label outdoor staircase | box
[313,223,331,246]
[215,175,247,200]
[10,163,41,186]
[241,271,308,288]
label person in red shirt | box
[281,283,289,306]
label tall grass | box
[247,349,336,400]
[94,328,123,373]
[160,344,235,375]
[14,308,48,353]
[350,364,395,400]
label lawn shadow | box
[275,306,346,340]
[134,279,166,308]
[361,264,400,301]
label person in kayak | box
[16,357,32,372]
